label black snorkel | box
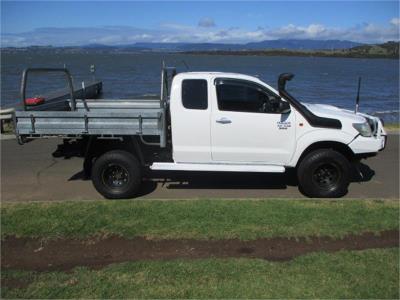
[278,73,342,129]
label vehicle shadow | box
[350,161,375,183]
[145,161,374,191]
[68,161,375,196]
[144,170,295,190]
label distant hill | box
[0,39,365,52]
[349,41,399,57]
[112,39,364,51]
[2,40,398,58]
[82,43,115,49]
[132,42,187,50]
[244,39,362,50]
[177,43,244,51]
[183,41,399,59]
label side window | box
[182,79,208,110]
[215,79,277,113]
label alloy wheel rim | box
[312,163,341,190]
[102,163,130,189]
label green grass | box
[2,248,398,299]
[1,199,398,240]
[384,123,400,131]
[2,200,399,298]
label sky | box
[1,1,399,46]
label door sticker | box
[277,121,291,130]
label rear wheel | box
[297,149,350,198]
[91,150,142,199]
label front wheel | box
[91,150,142,199]
[297,149,350,198]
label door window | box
[182,79,208,110]
[215,78,279,113]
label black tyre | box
[297,149,350,198]
[91,150,142,199]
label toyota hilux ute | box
[13,67,386,198]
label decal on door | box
[277,121,291,130]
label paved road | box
[1,135,399,201]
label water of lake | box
[1,52,399,123]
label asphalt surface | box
[1,135,399,201]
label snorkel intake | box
[278,73,342,129]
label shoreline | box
[2,49,398,59]
[181,50,399,59]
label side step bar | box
[150,162,285,173]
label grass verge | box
[1,199,399,240]
[2,249,398,299]
[384,123,400,131]
[2,199,399,298]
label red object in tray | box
[25,97,45,106]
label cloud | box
[1,19,399,47]
[1,35,28,47]
[198,17,216,28]
[391,18,400,26]
[159,23,193,31]
[89,33,153,45]
[1,26,158,47]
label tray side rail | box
[14,109,164,143]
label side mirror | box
[270,97,291,114]
[279,100,291,114]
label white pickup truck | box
[14,66,386,198]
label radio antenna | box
[355,77,361,113]
[182,60,189,70]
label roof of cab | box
[174,71,279,94]
[175,71,263,82]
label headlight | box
[353,122,372,137]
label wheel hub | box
[312,163,340,189]
[102,164,129,188]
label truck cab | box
[168,72,296,165]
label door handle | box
[216,117,232,124]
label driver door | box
[211,78,296,165]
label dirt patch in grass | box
[2,230,398,272]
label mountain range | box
[5,39,398,59]
[80,39,364,51]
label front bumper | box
[348,134,386,154]
[348,115,387,154]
